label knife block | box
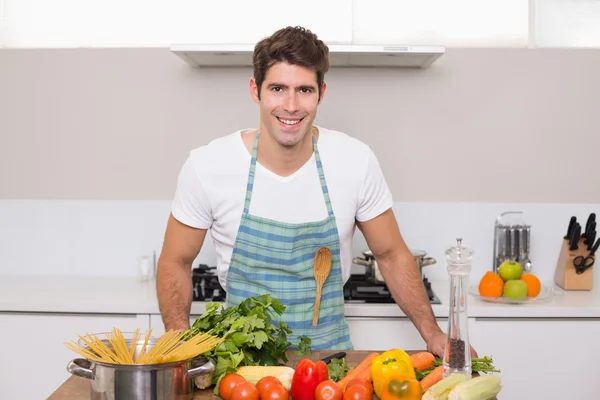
[554,239,594,291]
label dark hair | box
[252,26,330,99]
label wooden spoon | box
[312,247,332,326]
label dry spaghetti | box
[65,327,222,365]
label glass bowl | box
[468,282,563,304]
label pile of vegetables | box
[186,294,311,393]
[186,293,503,399]
[212,349,501,400]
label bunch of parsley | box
[188,294,311,391]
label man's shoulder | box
[183,130,249,180]
[188,130,243,159]
[318,126,374,159]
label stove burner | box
[192,264,226,302]
[343,274,441,304]
[191,265,441,305]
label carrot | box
[337,352,379,391]
[419,365,444,391]
[410,351,435,372]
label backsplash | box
[1,199,598,285]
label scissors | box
[574,238,600,274]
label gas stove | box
[191,264,441,305]
[191,264,226,302]
[343,274,441,304]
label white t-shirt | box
[171,126,393,289]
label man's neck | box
[256,127,318,177]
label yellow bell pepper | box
[371,349,416,398]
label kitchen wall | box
[1,47,599,284]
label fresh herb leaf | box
[294,335,312,357]
[327,358,350,382]
[188,294,308,395]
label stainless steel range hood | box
[170,43,445,69]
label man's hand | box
[426,330,479,359]
[156,214,207,331]
[357,209,443,354]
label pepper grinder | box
[443,238,473,379]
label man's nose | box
[283,92,300,113]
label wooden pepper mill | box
[554,214,599,291]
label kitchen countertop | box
[47,350,414,400]
[2,274,600,318]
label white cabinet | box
[261,0,352,45]
[470,317,600,399]
[352,0,529,47]
[534,0,600,48]
[346,317,449,351]
[2,0,352,48]
[0,312,149,400]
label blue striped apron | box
[225,131,353,350]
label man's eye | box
[272,87,282,92]
[301,88,311,93]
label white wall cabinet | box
[1,0,352,48]
[351,0,529,47]
[534,0,600,48]
[0,312,149,400]
[470,317,600,400]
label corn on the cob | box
[235,366,295,390]
[447,375,502,400]
[422,373,469,400]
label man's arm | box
[156,214,207,331]
[356,208,444,347]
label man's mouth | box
[276,117,304,126]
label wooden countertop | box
[48,350,418,400]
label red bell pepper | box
[291,358,329,400]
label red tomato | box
[256,376,281,395]
[219,374,246,400]
[343,383,373,400]
[345,378,372,391]
[315,380,343,400]
[230,381,260,400]
[261,383,289,400]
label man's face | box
[250,62,326,148]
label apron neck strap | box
[243,131,335,217]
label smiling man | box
[156,26,449,354]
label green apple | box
[498,261,522,282]
[503,279,528,298]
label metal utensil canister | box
[492,211,531,273]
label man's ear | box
[249,77,260,104]
[318,81,327,104]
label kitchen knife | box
[583,213,597,239]
[320,352,347,364]
[584,221,596,246]
[569,223,581,251]
[587,231,597,251]
[564,216,577,240]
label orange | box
[478,271,504,297]
[521,273,541,297]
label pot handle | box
[186,358,215,379]
[421,257,436,267]
[67,358,95,380]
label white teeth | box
[278,117,301,125]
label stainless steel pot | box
[66,337,214,400]
[352,249,436,283]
